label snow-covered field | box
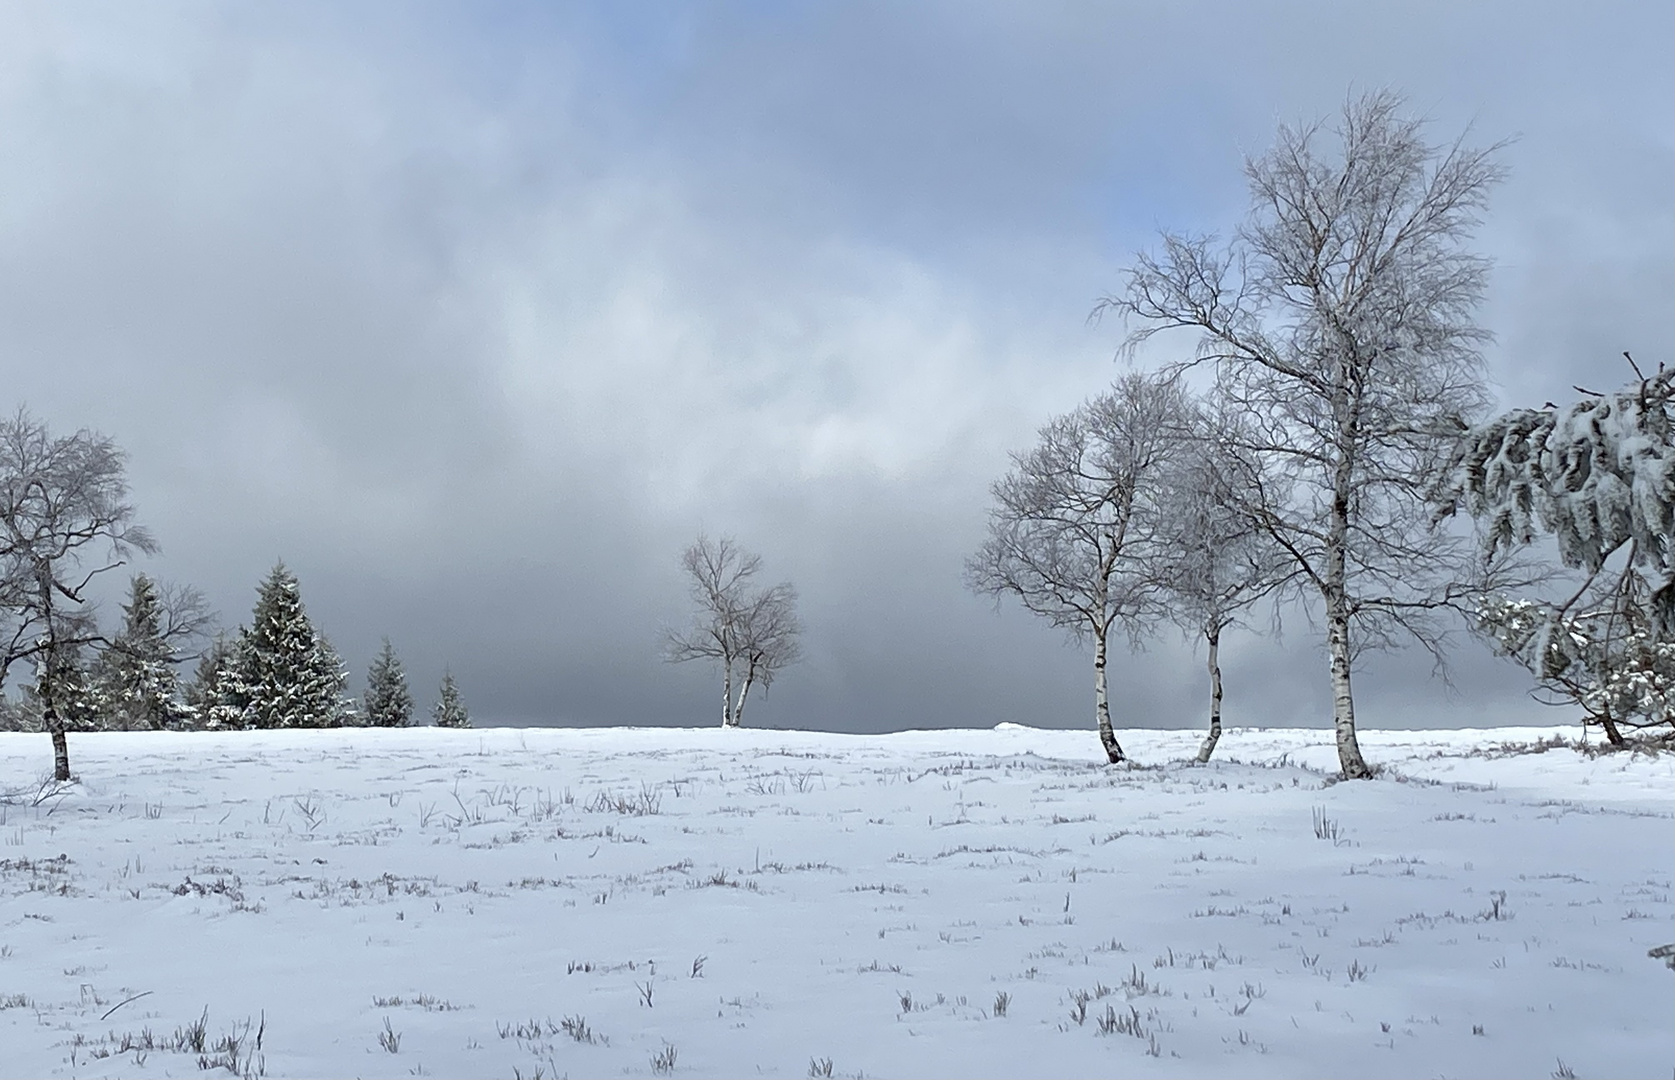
[0,724,1670,1080]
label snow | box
[1,724,1670,1079]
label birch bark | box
[1094,628,1124,764]
[1196,628,1223,764]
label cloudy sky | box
[1,2,1669,735]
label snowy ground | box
[0,724,1670,1080]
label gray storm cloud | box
[0,1,1669,734]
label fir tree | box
[27,643,107,733]
[431,670,471,729]
[363,638,414,728]
[186,632,247,731]
[94,574,189,730]
[235,562,355,729]
[0,696,34,732]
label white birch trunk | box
[1094,629,1125,764]
[1323,495,1371,778]
[1325,420,1373,779]
[47,707,70,782]
[1196,626,1223,764]
[39,577,73,781]
[732,668,756,729]
[721,659,735,728]
[1325,600,1370,778]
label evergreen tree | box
[316,635,362,727]
[1442,363,1675,744]
[363,638,414,728]
[0,696,34,732]
[235,563,355,729]
[186,632,247,731]
[431,671,471,729]
[26,643,107,733]
[0,645,103,733]
[94,574,189,730]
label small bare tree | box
[1154,401,1292,762]
[966,372,1188,763]
[1100,91,1506,778]
[0,409,156,780]
[664,535,802,728]
[732,580,802,728]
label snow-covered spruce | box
[93,574,194,731]
[431,670,471,728]
[1444,364,1673,630]
[1476,592,1672,740]
[363,638,415,728]
[208,562,358,730]
[18,642,107,734]
[185,632,242,732]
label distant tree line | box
[0,408,472,781]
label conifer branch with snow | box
[1441,360,1674,742]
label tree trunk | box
[1094,629,1125,764]
[37,577,73,781]
[1325,436,1373,780]
[1325,601,1372,779]
[44,702,71,782]
[732,669,755,729]
[721,660,735,728]
[1596,705,1627,748]
[1196,626,1223,764]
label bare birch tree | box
[1154,401,1291,762]
[0,409,157,780]
[966,372,1188,763]
[731,581,802,728]
[1099,92,1505,778]
[664,534,802,728]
